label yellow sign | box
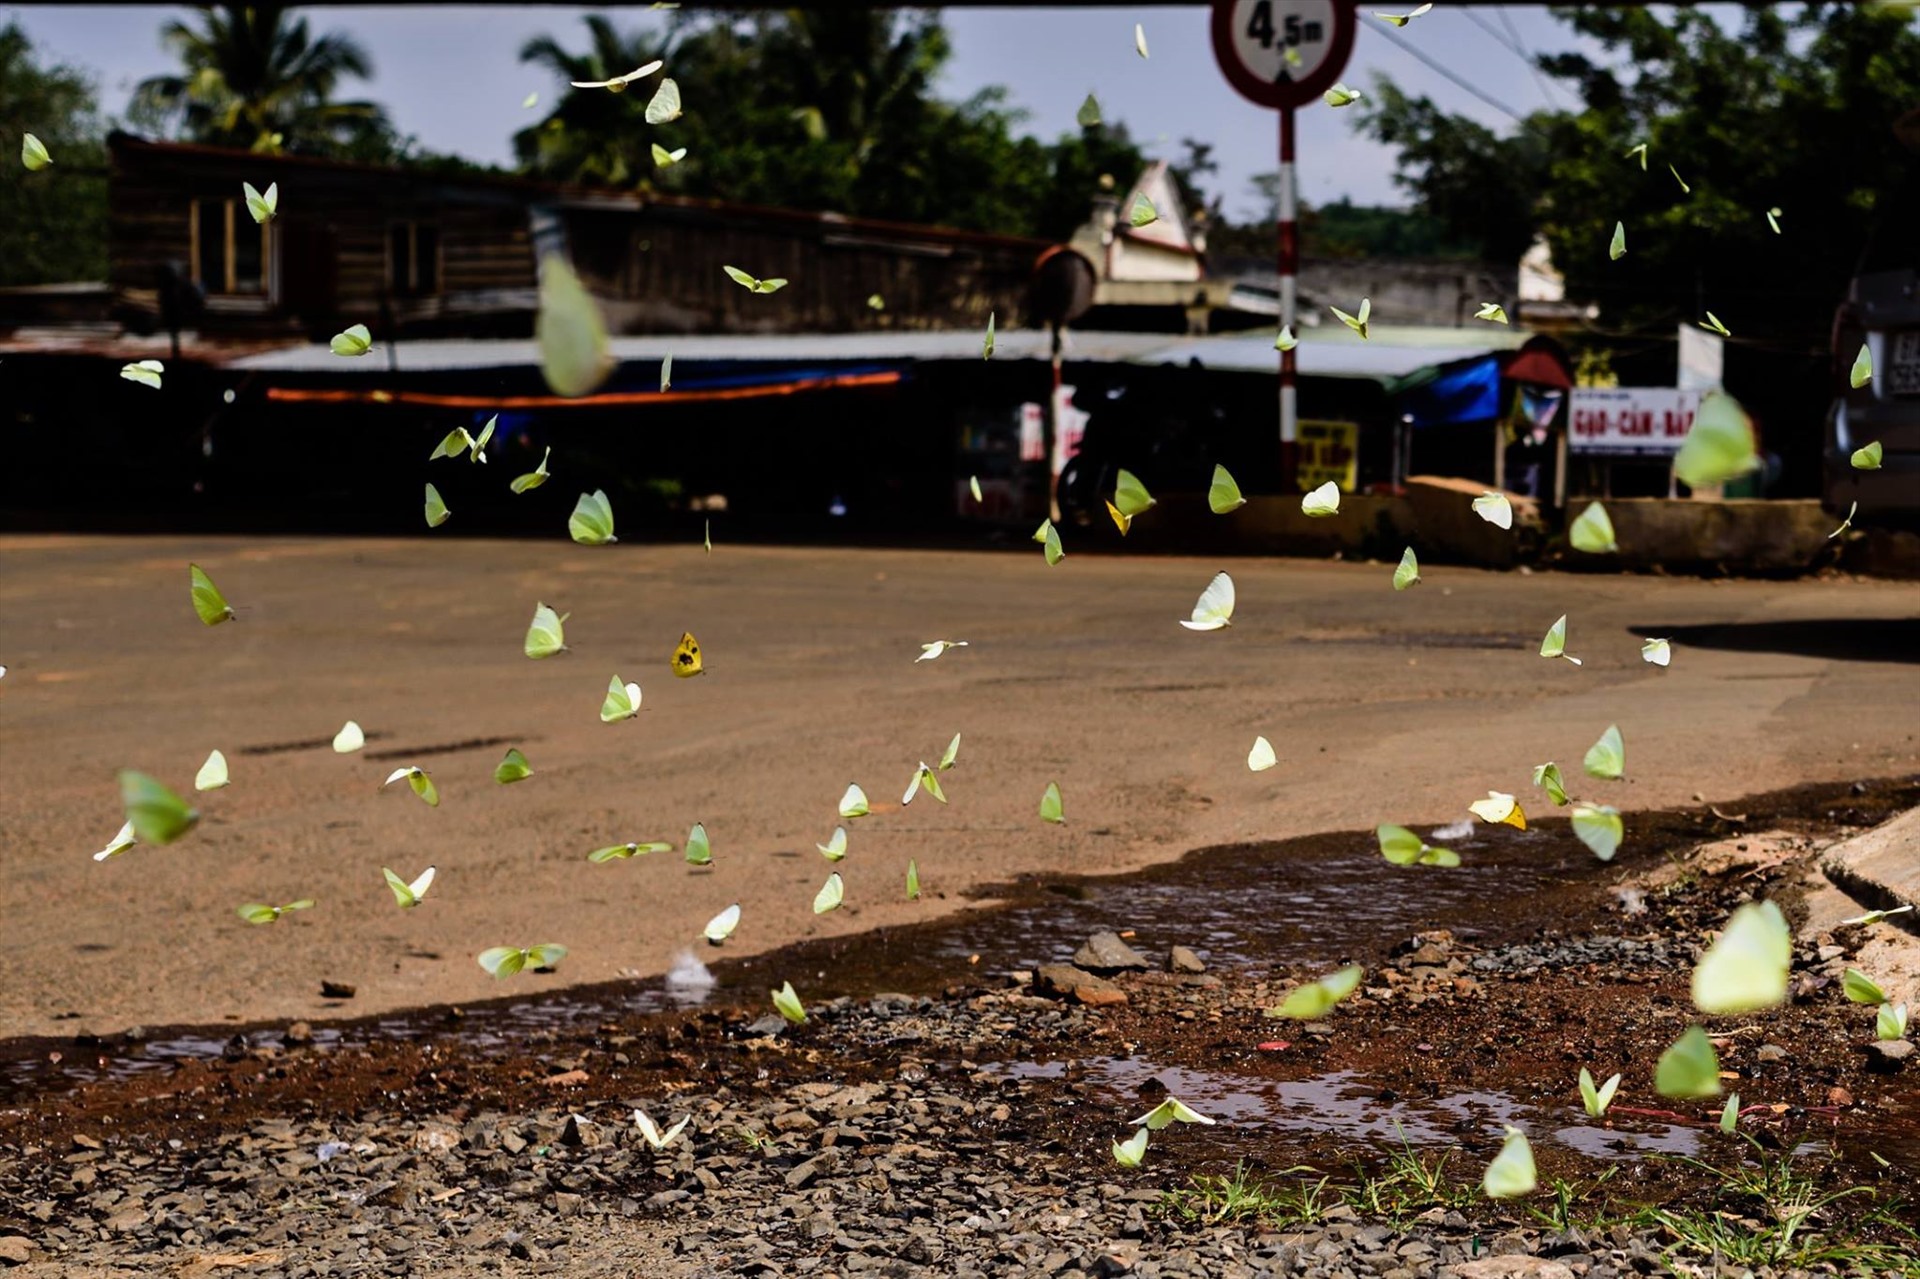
[1297,419,1359,492]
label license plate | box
[1892,329,1920,397]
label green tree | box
[1355,3,1920,343]
[1,23,107,285]
[515,11,1147,241]
[130,4,391,157]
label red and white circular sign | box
[1211,0,1358,111]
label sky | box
[7,4,1608,220]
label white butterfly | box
[1180,571,1235,631]
[632,1107,692,1150]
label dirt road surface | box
[3,534,1917,1038]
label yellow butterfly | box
[672,631,704,678]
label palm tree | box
[131,5,390,157]
[764,11,947,165]
[514,16,675,186]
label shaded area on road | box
[1633,617,1920,665]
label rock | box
[1035,966,1128,1008]
[1073,932,1150,973]
[1167,946,1207,974]
[0,1237,32,1265]
[785,1155,833,1189]
[318,981,355,999]
[560,1114,598,1147]
[1867,1039,1914,1068]
[1756,1043,1788,1061]
[1445,1259,1577,1279]
[283,1021,313,1046]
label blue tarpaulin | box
[1402,356,1500,429]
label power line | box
[1496,7,1566,110]
[1457,7,1563,110]
[1367,21,1540,131]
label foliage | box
[130,3,393,158]
[1355,3,1920,342]
[515,11,1149,240]
[0,23,107,285]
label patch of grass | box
[1634,1136,1920,1275]
[1341,1126,1477,1223]
[1161,1162,1334,1228]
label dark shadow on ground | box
[1633,618,1920,664]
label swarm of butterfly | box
[47,10,1906,1195]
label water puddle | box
[993,1056,1703,1162]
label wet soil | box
[4,774,1918,1252]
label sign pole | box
[1211,0,1354,494]
[1278,104,1299,489]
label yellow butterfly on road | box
[672,631,704,678]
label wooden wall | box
[108,136,1050,340]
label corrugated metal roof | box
[228,325,1530,383]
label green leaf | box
[1208,464,1247,514]
[1267,965,1363,1019]
[1076,93,1101,127]
[120,770,199,844]
[1654,1025,1721,1099]
[644,77,682,125]
[1851,440,1882,470]
[330,324,372,357]
[424,483,450,529]
[524,602,569,658]
[189,563,235,625]
[194,749,229,792]
[1583,724,1625,780]
[1392,547,1421,591]
[510,446,552,494]
[1691,900,1790,1014]
[537,255,612,397]
[1128,195,1158,228]
[1482,1127,1536,1199]
[772,980,808,1024]
[1568,501,1618,554]
[1039,781,1064,825]
[1843,967,1889,1005]
[21,132,51,170]
[1570,804,1623,861]
[1608,222,1626,261]
[1532,762,1568,806]
[242,181,277,224]
[1673,392,1759,489]
[569,489,616,545]
[685,821,712,866]
[839,783,870,819]
[120,359,164,389]
[813,871,844,914]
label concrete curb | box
[1819,807,1920,936]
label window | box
[189,198,269,295]
[388,221,440,296]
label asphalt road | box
[3,534,1918,1039]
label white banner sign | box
[1569,387,1700,457]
